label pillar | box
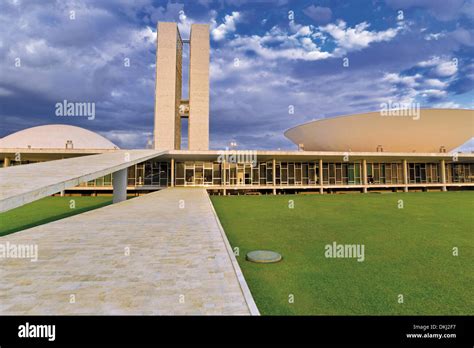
[272,158,276,195]
[402,159,408,192]
[113,168,127,203]
[3,157,11,168]
[319,159,323,194]
[222,159,226,196]
[362,159,367,193]
[170,158,175,187]
[440,159,447,192]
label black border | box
[0,315,472,346]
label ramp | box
[0,188,258,315]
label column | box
[362,159,367,193]
[113,168,127,203]
[402,159,408,192]
[222,159,226,196]
[3,157,11,168]
[170,158,175,187]
[272,158,276,195]
[319,159,323,194]
[440,159,447,192]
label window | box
[195,163,203,185]
[259,163,267,185]
[175,162,185,186]
[252,166,259,185]
[266,162,273,184]
[213,163,221,185]
[185,162,194,184]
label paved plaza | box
[0,188,258,315]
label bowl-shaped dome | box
[0,124,119,150]
[284,109,473,153]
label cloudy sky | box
[0,0,473,150]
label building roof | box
[284,108,473,153]
[0,124,118,150]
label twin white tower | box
[154,22,210,150]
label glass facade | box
[322,163,361,185]
[78,161,171,188]
[74,160,474,188]
[446,163,474,183]
[365,162,440,184]
[407,163,440,184]
[366,163,404,184]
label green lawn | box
[0,196,113,237]
[211,192,474,315]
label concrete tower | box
[188,24,210,151]
[153,22,209,150]
[154,22,182,150]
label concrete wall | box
[188,24,210,151]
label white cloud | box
[319,20,401,53]
[227,24,332,62]
[435,61,458,76]
[424,78,447,88]
[417,56,458,77]
[296,25,312,37]
[420,89,447,98]
[215,17,403,64]
[133,26,156,46]
[383,73,421,87]
[230,35,331,61]
[382,71,452,104]
[417,56,441,67]
[424,32,445,41]
[177,10,194,39]
[211,11,241,41]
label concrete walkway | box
[0,150,165,213]
[0,188,258,315]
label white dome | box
[0,124,119,150]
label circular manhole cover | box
[246,250,282,263]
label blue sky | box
[0,0,473,150]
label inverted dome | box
[0,124,119,150]
[285,109,474,153]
